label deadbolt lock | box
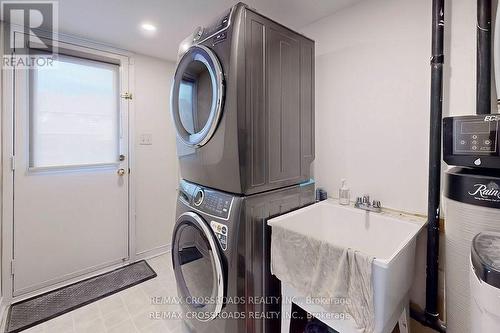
[119,154,126,161]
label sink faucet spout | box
[354,195,381,213]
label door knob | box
[117,168,126,176]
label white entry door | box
[12,42,131,296]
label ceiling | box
[55,0,363,61]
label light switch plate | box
[139,133,153,145]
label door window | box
[171,46,223,147]
[29,54,120,168]
[173,213,224,321]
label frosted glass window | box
[179,79,196,134]
[29,54,120,168]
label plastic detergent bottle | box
[339,179,350,205]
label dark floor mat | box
[5,260,157,333]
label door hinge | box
[11,260,15,276]
[120,92,133,100]
[10,156,15,171]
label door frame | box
[1,25,137,302]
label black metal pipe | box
[425,0,444,320]
[425,0,444,321]
[410,0,447,331]
[477,0,492,115]
[410,308,446,333]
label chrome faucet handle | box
[372,200,381,208]
[362,195,370,205]
[356,197,363,205]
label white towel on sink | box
[271,224,375,333]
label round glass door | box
[171,45,224,147]
[172,212,225,321]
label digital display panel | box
[444,115,500,168]
[454,119,498,155]
[461,121,491,134]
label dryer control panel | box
[197,7,231,44]
[444,115,500,169]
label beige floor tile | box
[139,320,170,333]
[160,305,182,331]
[123,290,151,315]
[142,286,171,301]
[169,321,191,333]
[45,313,74,333]
[102,307,131,329]
[146,258,165,273]
[141,278,164,295]
[155,276,177,293]
[97,295,126,316]
[107,319,138,333]
[121,284,145,297]
[131,306,160,331]
[72,303,101,323]
[74,316,106,333]
[22,323,47,333]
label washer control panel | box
[196,188,233,220]
[178,180,235,220]
[210,221,228,250]
[194,189,204,206]
[444,115,500,168]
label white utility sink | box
[268,199,426,333]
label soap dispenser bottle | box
[339,179,350,205]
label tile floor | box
[1,255,430,333]
[7,254,186,333]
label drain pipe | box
[409,0,447,331]
[477,0,492,115]
[413,1,492,330]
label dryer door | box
[171,45,224,147]
[172,212,225,321]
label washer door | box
[172,212,225,321]
[171,45,224,147]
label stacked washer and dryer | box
[169,3,315,333]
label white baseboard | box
[135,244,171,261]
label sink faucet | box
[354,195,382,213]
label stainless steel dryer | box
[172,179,315,333]
[170,2,315,195]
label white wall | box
[302,0,432,215]
[301,0,480,312]
[445,0,477,118]
[133,54,179,256]
[302,0,483,211]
